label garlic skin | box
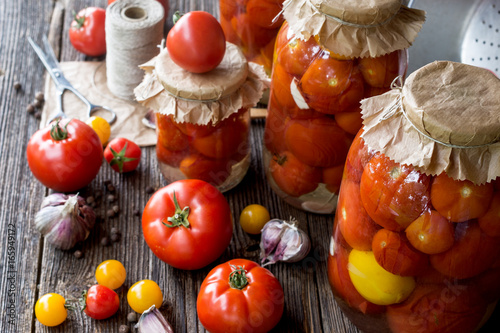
[35,193,95,250]
[260,218,311,266]
[136,305,174,333]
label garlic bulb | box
[35,193,95,250]
[260,218,311,266]
[136,305,174,333]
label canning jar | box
[263,0,425,213]
[135,42,268,192]
[328,61,500,333]
[219,0,284,76]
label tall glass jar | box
[219,0,284,76]
[328,61,500,333]
[135,42,268,192]
[263,0,425,213]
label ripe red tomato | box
[69,7,106,57]
[430,173,494,222]
[386,284,487,333]
[197,259,284,333]
[372,229,428,276]
[344,130,378,183]
[276,23,322,77]
[246,0,284,29]
[264,99,289,154]
[166,11,226,73]
[336,179,380,251]
[104,138,141,173]
[285,116,352,168]
[299,56,364,114]
[156,114,189,151]
[142,179,233,270]
[179,153,231,186]
[84,285,119,320]
[108,0,169,17]
[358,50,405,88]
[322,164,344,193]
[27,119,103,192]
[269,151,322,197]
[360,153,431,231]
[430,222,499,279]
[405,209,455,254]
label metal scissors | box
[28,36,117,125]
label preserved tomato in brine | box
[263,21,408,213]
[156,109,251,192]
[328,135,500,333]
[219,0,284,75]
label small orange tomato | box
[372,229,428,277]
[405,210,455,254]
[430,173,494,222]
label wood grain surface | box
[0,1,498,332]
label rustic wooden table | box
[0,0,499,332]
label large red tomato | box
[27,119,103,192]
[69,7,106,57]
[197,259,284,333]
[142,179,233,270]
[166,11,226,73]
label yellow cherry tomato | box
[127,279,163,313]
[348,249,415,306]
[35,293,67,327]
[95,259,127,290]
[86,116,111,145]
[239,204,271,234]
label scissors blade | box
[27,36,63,84]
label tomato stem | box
[109,143,138,173]
[50,119,69,141]
[72,10,86,29]
[162,191,190,228]
[228,265,249,290]
[172,11,184,24]
[272,153,287,166]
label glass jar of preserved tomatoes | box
[219,0,284,76]
[263,0,425,213]
[328,61,500,333]
[135,42,268,192]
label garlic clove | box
[260,218,311,266]
[135,305,174,333]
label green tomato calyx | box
[229,265,249,290]
[163,191,190,228]
[109,142,137,173]
[50,119,69,141]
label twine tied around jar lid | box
[134,42,269,125]
[282,0,426,58]
[360,61,500,184]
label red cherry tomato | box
[104,138,141,173]
[269,151,322,197]
[26,119,103,192]
[108,0,169,17]
[360,153,431,231]
[285,116,352,168]
[372,229,428,277]
[166,11,226,73]
[84,285,119,320]
[336,179,380,251]
[142,180,233,270]
[197,259,284,333]
[69,7,106,57]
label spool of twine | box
[105,0,164,100]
